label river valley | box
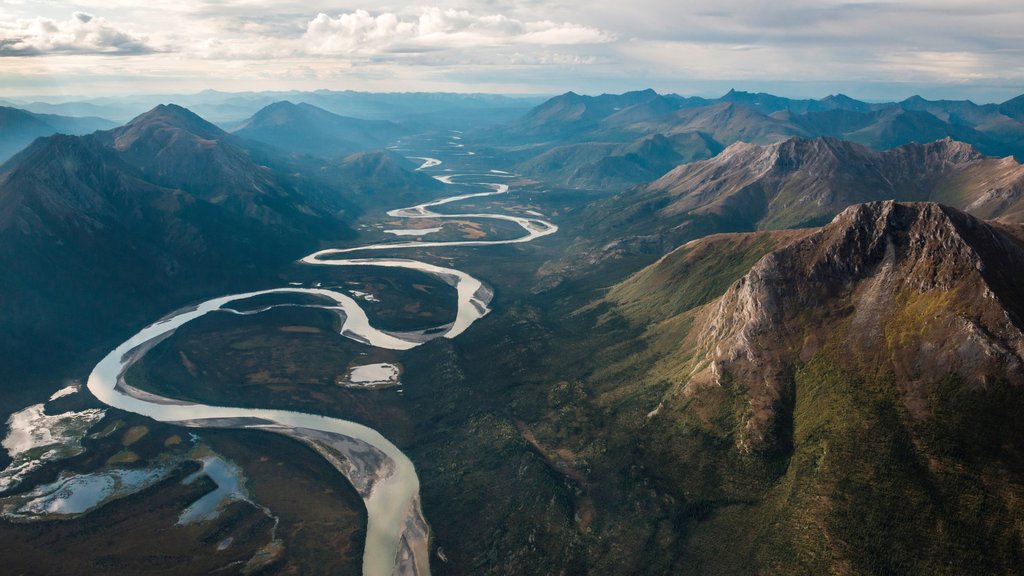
[84,134,557,576]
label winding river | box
[86,141,556,576]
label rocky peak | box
[918,137,984,163]
[685,201,1024,452]
[769,137,860,171]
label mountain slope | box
[596,201,1024,574]
[412,201,1024,575]
[325,149,445,208]
[499,90,1024,179]
[233,101,406,159]
[0,104,363,384]
[573,137,1024,263]
[516,89,672,137]
[516,133,717,190]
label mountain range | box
[2,89,1024,575]
[561,136,1024,268]
[0,106,116,163]
[503,89,1024,190]
[233,101,407,159]
[0,102,436,386]
[0,90,546,127]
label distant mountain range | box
[0,106,116,163]
[233,101,407,159]
[502,89,1024,189]
[0,90,546,127]
[560,137,1024,267]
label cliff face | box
[683,201,1024,451]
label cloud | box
[0,12,155,56]
[0,1,1022,101]
[302,7,611,55]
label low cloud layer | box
[0,12,154,56]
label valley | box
[0,89,1023,576]
[81,132,565,576]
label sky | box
[1,1,1022,102]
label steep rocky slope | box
[405,201,1024,575]
[675,202,1024,450]
[589,201,1024,573]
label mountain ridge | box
[566,136,1024,268]
[495,89,1024,190]
[590,201,1024,574]
[0,105,116,163]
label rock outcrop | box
[683,201,1024,451]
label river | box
[86,139,556,576]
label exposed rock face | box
[685,201,1024,451]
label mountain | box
[0,106,116,163]
[816,92,878,113]
[233,101,407,159]
[9,90,546,127]
[515,89,681,138]
[516,133,719,190]
[325,150,445,208]
[0,104,363,385]
[1000,94,1024,122]
[511,98,805,190]
[594,201,1024,574]
[498,90,1024,181]
[401,200,1024,574]
[655,102,807,144]
[570,137,1024,262]
[718,88,820,114]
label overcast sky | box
[1,1,1022,102]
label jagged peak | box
[917,137,984,162]
[686,201,1024,451]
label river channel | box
[87,135,556,576]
